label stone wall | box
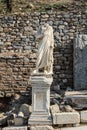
[0,7,87,93]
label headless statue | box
[33,23,54,74]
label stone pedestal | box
[28,73,53,125]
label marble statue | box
[33,23,54,74]
[29,23,53,125]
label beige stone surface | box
[50,104,60,113]
[52,112,80,125]
[61,125,87,130]
[80,110,87,123]
[2,126,27,130]
[30,125,53,130]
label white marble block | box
[28,73,53,125]
[80,110,87,123]
[52,112,80,125]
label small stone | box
[14,117,24,126]
[24,26,30,31]
[58,25,65,29]
[41,14,49,18]
[24,46,31,50]
[50,104,60,113]
[64,105,75,112]
[69,29,75,33]
[28,3,34,9]
[0,27,3,32]
[55,65,61,70]
[14,94,20,100]
[20,35,27,39]
[64,22,68,26]
[18,112,24,117]
[24,57,29,63]
[3,28,9,33]
[0,42,4,46]
[53,84,60,91]
[5,42,11,45]
[64,14,70,18]
[63,79,67,83]
[19,104,32,117]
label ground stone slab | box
[80,110,87,123]
[2,126,27,130]
[52,112,80,125]
[61,125,87,130]
[30,125,53,130]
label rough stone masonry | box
[0,3,87,94]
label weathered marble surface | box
[52,112,80,125]
[28,74,52,125]
[33,23,54,74]
[74,34,87,90]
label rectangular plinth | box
[28,74,52,125]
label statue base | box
[28,73,53,125]
[29,113,52,125]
